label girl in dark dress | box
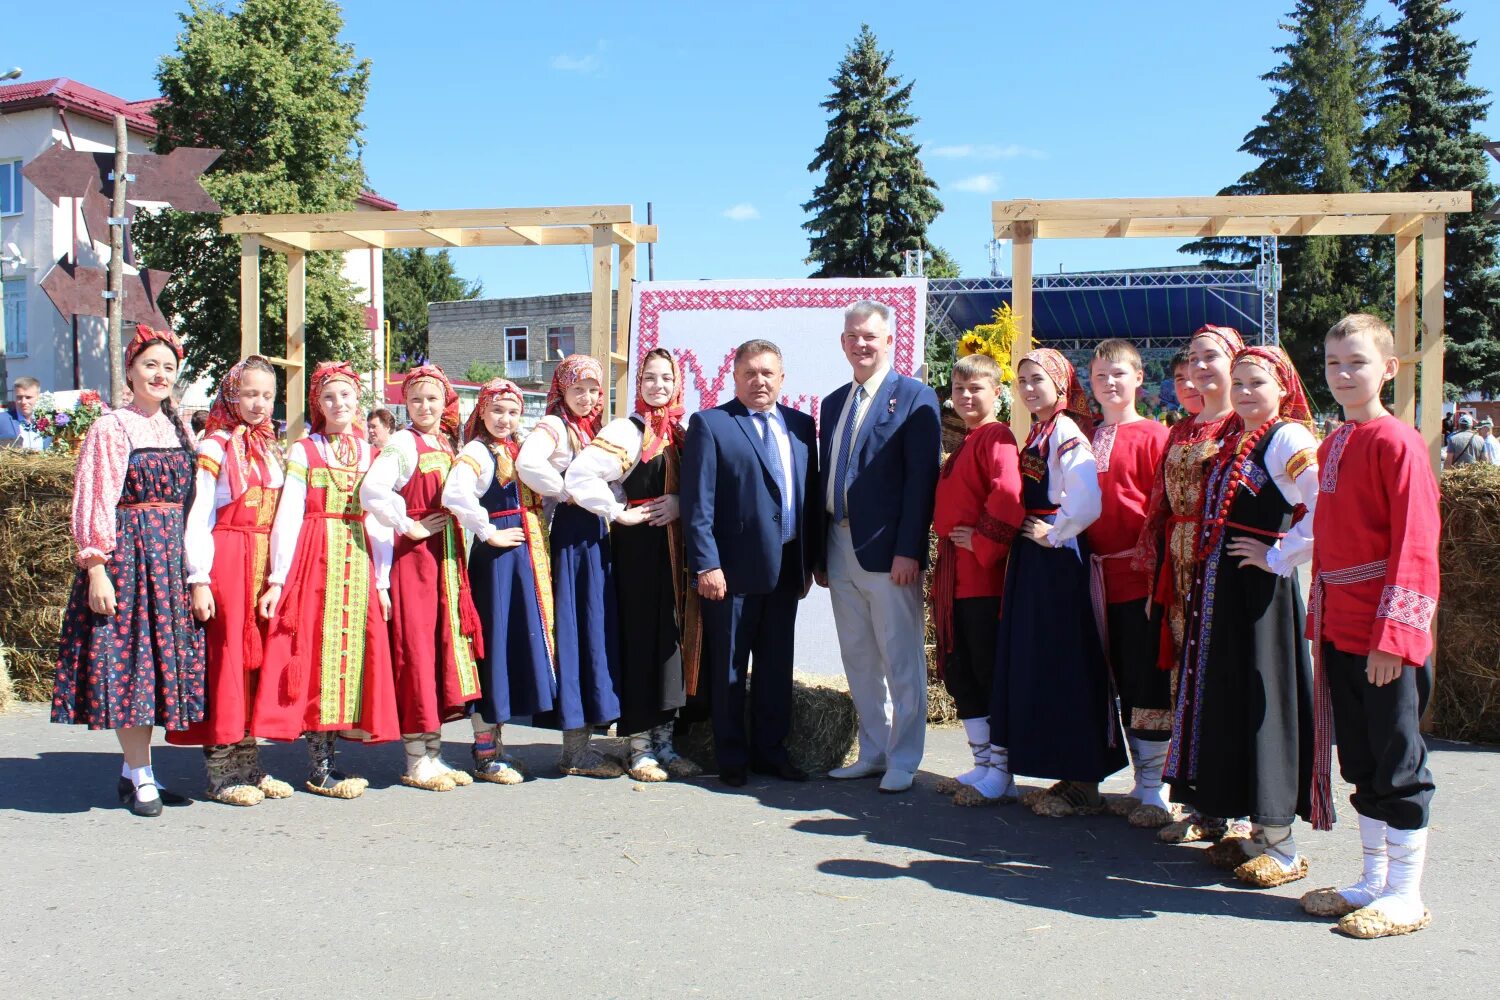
[53,325,206,817]
[566,348,703,782]
[1169,345,1320,888]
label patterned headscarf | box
[1231,345,1315,430]
[309,361,365,438]
[204,356,279,495]
[635,349,686,464]
[402,363,461,445]
[464,377,527,454]
[1020,347,1094,440]
[1190,324,1246,359]
[125,323,184,366]
[547,354,605,449]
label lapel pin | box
[887,396,897,414]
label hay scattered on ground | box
[676,672,858,774]
[0,453,77,703]
[1436,464,1500,744]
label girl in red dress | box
[253,362,399,799]
[361,365,484,791]
[169,356,292,806]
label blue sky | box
[9,0,1500,298]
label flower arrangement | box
[31,390,106,453]
[956,303,1020,385]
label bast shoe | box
[1301,887,1366,919]
[1234,853,1310,889]
[1337,903,1432,940]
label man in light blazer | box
[682,339,823,787]
[817,301,941,793]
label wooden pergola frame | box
[993,192,1472,471]
[221,205,658,435]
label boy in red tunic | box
[930,353,1023,802]
[1299,313,1438,939]
[1085,339,1172,827]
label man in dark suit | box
[817,301,941,793]
[682,339,822,787]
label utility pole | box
[105,114,128,406]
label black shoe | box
[719,766,748,788]
[117,777,192,806]
[124,785,164,818]
[751,760,808,782]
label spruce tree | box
[132,0,373,386]
[384,248,483,366]
[1181,1,1387,390]
[1381,0,1500,394]
[803,25,945,278]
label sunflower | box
[958,332,989,358]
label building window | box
[3,279,26,355]
[547,325,576,361]
[0,161,21,216]
[504,326,528,378]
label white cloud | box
[949,174,1000,194]
[551,41,608,74]
[722,202,760,221]
[929,143,1044,161]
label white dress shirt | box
[824,363,892,515]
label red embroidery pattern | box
[976,511,1017,544]
[1320,422,1355,493]
[635,284,921,413]
[1092,423,1118,473]
[1376,584,1436,633]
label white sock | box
[1128,736,1172,811]
[121,760,132,779]
[969,745,1015,800]
[957,718,990,786]
[1368,827,1428,924]
[129,765,160,804]
[1261,824,1300,872]
[1336,813,1388,907]
[628,734,660,769]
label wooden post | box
[1420,215,1447,475]
[591,225,614,408]
[239,235,260,357]
[285,250,307,438]
[615,242,637,418]
[1009,221,1035,440]
[106,114,128,407]
[1394,231,1419,425]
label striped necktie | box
[833,384,864,523]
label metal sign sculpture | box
[22,142,222,244]
[39,257,172,330]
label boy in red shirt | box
[1300,313,1438,939]
[930,353,1024,802]
[1085,339,1172,826]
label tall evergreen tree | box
[802,25,946,278]
[1181,1,1387,389]
[383,248,483,367]
[1381,0,1500,394]
[133,0,373,386]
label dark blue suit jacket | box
[818,372,942,573]
[682,399,822,595]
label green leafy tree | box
[385,247,484,367]
[464,361,505,383]
[1180,0,1388,394]
[133,0,373,388]
[803,24,945,278]
[1380,0,1500,394]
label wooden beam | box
[591,227,614,411]
[992,191,1472,224]
[610,224,637,247]
[1421,215,1447,475]
[422,228,464,247]
[222,204,635,235]
[285,250,308,439]
[615,243,637,418]
[342,230,388,249]
[1009,221,1035,442]
[239,235,260,358]
[508,226,544,245]
[260,231,314,252]
[243,221,661,253]
[999,215,1423,240]
[1393,232,1419,426]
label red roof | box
[356,189,399,211]
[0,78,162,134]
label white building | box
[0,77,394,408]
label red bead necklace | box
[1195,420,1273,563]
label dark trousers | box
[1109,598,1171,743]
[701,542,801,770]
[944,596,999,719]
[1325,643,1435,830]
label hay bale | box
[676,672,858,774]
[1436,465,1500,744]
[0,646,13,713]
[0,452,77,703]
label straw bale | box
[1435,465,1500,743]
[676,672,858,774]
[0,453,78,702]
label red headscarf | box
[309,361,365,438]
[1231,345,1315,430]
[204,356,279,495]
[547,354,605,448]
[1019,347,1094,441]
[402,363,461,445]
[125,323,184,366]
[464,377,527,456]
[635,350,685,464]
[1190,324,1245,358]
